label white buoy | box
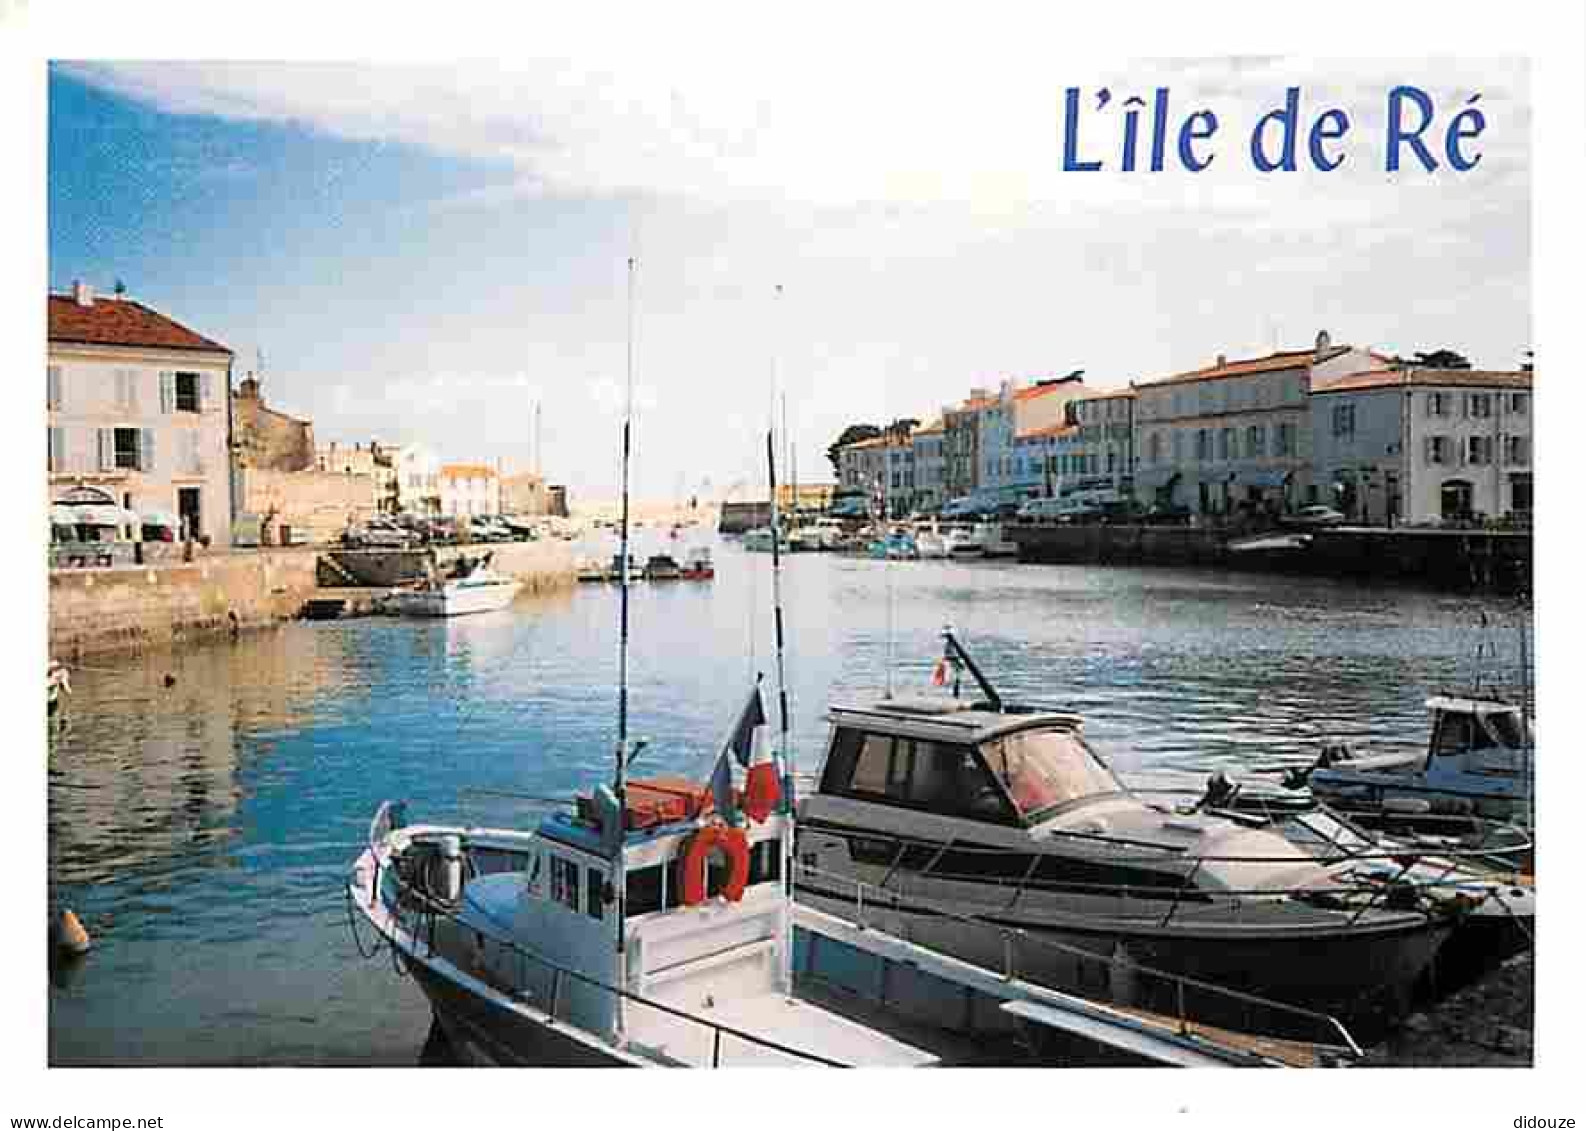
[57,909,91,956]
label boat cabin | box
[1422,696,1528,779]
[811,698,1120,829]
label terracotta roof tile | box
[1312,368,1533,395]
[1016,422,1077,441]
[440,463,499,478]
[48,294,232,355]
[1139,345,1351,389]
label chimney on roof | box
[72,281,94,308]
[1315,329,1332,354]
[1215,353,1227,367]
[970,387,989,400]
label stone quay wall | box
[49,548,321,660]
[1009,524,1532,593]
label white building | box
[1309,367,1533,525]
[439,463,501,518]
[47,283,234,545]
[1132,333,1389,517]
[393,444,441,516]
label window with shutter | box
[48,426,62,472]
[140,428,155,472]
[98,428,114,471]
[47,365,62,411]
[160,371,175,414]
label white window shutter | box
[200,372,213,409]
[48,426,61,472]
[140,428,155,472]
[47,366,62,411]
[98,428,112,470]
[159,371,174,414]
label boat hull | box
[794,878,1448,1039]
[392,580,521,617]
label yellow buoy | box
[57,909,91,956]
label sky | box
[47,57,1531,503]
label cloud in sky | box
[51,57,1530,499]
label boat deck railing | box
[795,859,1363,1058]
[361,838,849,1067]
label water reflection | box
[47,541,1530,1064]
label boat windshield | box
[1485,711,1527,750]
[978,728,1123,821]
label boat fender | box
[679,825,751,906]
[431,835,464,906]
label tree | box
[1395,348,1472,370]
[826,423,881,476]
[885,417,920,440]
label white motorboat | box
[912,522,951,559]
[390,554,521,617]
[943,523,983,557]
[793,629,1532,1037]
[972,520,1018,558]
[741,527,775,552]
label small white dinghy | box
[390,553,520,618]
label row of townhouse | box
[47,284,567,549]
[834,331,1534,525]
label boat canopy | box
[820,707,1115,826]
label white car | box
[1284,505,1347,528]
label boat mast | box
[617,255,636,798]
[612,256,636,1034]
[766,436,797,997]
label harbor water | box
[46,539,1532,1065]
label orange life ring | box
[679,824,751,906]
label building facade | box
[393,444,442,516]
[439,463,501,518]
[910,419,947,512]
[1310,368,1533,525]
[1132,333,1388,517]
[47,284,235,546]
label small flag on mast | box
[711,684,771,822]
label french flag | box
[711,685,780,822]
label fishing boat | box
[644,554,682,581]
[344,264,1325,1070]
[390,553,521,617]
[1295,695,1532,828]
[680,547,715,581]
[793,629,1528,1036]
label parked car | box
[1282,505,1347,529]
[466,516,512,542]
[343,517,420,548]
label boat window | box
[748,838,782,886]
[826,728,1018,824]
[1432,712,1475,757]
[586,868,605,921]
[550,856,580,911]
[1485,711,1526,750]
[625,863,669,917]
[978,728,1123,821]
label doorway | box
[178,487,202,540]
